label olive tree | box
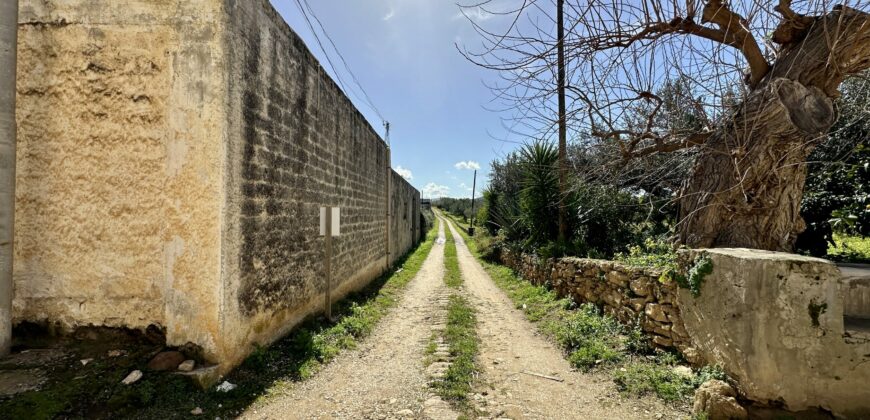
[460,0,870,251]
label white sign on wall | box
[319,207,340,237]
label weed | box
[613,362,695,402]
[431,295,479,410]
[808,300,828,327]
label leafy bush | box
[615,237,679,270]
[797,75,870,258]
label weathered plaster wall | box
[676,249,870,417]
[13,0,227,360]
[217,0,420,369]
[12,0,421,379]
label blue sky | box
[272,1,523,198]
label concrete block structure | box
[12,0,420,379]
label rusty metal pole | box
[0,0,19,356]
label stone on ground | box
[693,379,748,420]
[177,359,196,372]
[121,370,143,385]
[147,350,185,371]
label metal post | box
[0,0,19,356]
[324,208,332,320]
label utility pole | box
[0,0,18,356]
[556,0,568,245]
[383,122,391,268]
[469,170,477,236]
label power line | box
[294,0,387,128]
[300,0,385,124]
[292,0,349,95]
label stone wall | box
[13,0,421,380]
[500,250,695,357]
[500,247,870,416]
[389,171,421,266]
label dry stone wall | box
[499,249,696,358]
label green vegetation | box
[431,295,479,410]
[1,221,440,419]
[797,75,870,261]
[434,197,483,222]
[444,230,462,288]
[808,300,829,328]
[450,223,717,405]
[428,215,481,414]
[613,361,727,402]
[827,234,870,263]
[684,255,713,297]
[615,238,680,271]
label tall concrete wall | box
[218,0,420,368]
[12,0,421,378]
[389,172,421,266]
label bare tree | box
[459,0,870,251]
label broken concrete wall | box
[13,0,421,378]
[676,249,870,417]
[500,247,870,416]
[13,0,227,359]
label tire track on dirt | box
[442,218,686,419]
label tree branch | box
[700,0,770,87]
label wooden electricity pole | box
[556,0,568,244]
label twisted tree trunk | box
[678,6,870,251]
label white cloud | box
[394,165,413,180]
[452,7,494,23]
[422,183,450,198]
[383,8,395,21]
[459,182,473,192]
[454,160,481,170]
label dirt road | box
[442,218,687,420]
[243,215,687,419]
[242,221,454,420]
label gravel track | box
[243,221,455,420]
[442,217,688,420]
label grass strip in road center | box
[444,226,462,288]
[431,294,478,413]
[429,216,480,415]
